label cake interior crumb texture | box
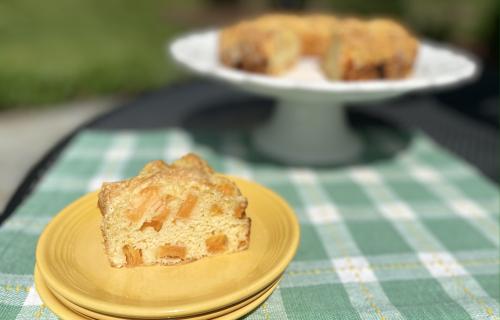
[98,154,251,268]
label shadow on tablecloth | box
[182,99,414,168]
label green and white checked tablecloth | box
[0,128,498,319]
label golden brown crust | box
[139,159,170,176]
[172,153,214,174]
[98,155,248,222]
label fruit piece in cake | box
[98,154,251,268]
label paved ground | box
[0,98,119,214]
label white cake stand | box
[169,30,478,164]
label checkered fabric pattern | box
[0,128,498,320]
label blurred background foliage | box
[0,0,497,109]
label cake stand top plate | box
[169,30,478,101]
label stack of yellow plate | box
[35,177,300,320]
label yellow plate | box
[36,177,299,319]
[34,266,280,320]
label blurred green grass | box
[1,0,496,109]
[0,0,187,108]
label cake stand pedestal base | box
[253,99,361,165]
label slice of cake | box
[219,20,301,75]
[98,154,251,267]
[321,18,418,80]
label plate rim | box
[36,176,299,318]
